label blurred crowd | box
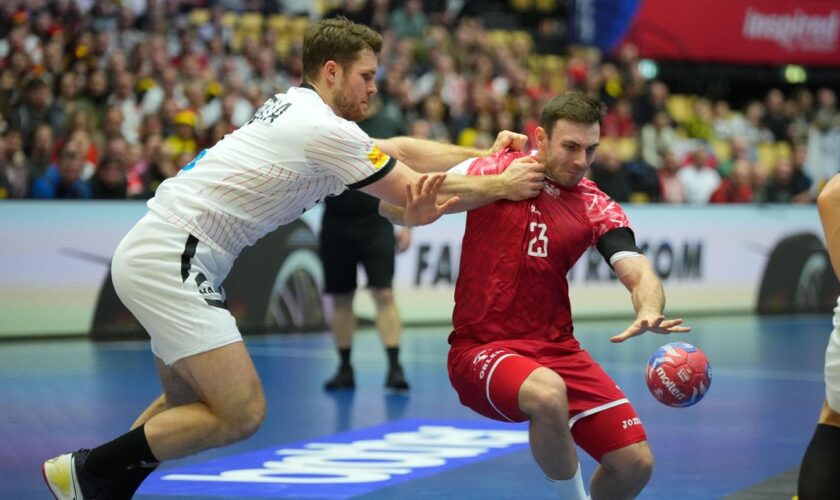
[0,0,838,203]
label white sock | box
[546,463,587,500]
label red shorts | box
[447,336,647,461]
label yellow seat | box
[509,0,533,12]
[220,11,237,29]
[238,12,264,34]
[710,139,731,163]
[188,8,210,27]
[617,137,638,162]
[666,95,694,124]
[774,141,792,161]
[756,142,776,173]
[267,14,290,34]
[289,16,310,36]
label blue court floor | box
[0,314,829,499]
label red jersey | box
[451,150,632,344]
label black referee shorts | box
[319,212,395,294]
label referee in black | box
[320,94,411,391]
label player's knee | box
[603,445,654,489]
[519,368,568,420]
[370,288,394,307]
[220,389,266,444]
[230,397,266,442]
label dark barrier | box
[757,233,840,314]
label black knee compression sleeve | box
[798,423,840,500]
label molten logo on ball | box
[645,342,711,407]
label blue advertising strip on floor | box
[138,418,530,498]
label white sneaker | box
[42,452,83,500]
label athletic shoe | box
[324,365,355,390]
[42,450,112,500]
[385,365,410,391]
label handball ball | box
[645,342,711,407]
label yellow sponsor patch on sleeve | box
[367,145,390,170]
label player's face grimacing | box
[537,119,600,188]
[334,49,378,122]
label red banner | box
[625,0,840,66]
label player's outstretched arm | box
[375,130,528,173]
[818,173,840,279]
[609,255,691,343]
[377,156,545,224]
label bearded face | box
[331,50,378,122]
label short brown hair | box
[540,91,606,137]
[302,17,383,82]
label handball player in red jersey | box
[384,91,691,500]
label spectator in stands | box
[3,128,30,198]
[602,97,636,138]
[164,109,198,161]
[678,148,720,204]
[137,140,177,198]
[27,123,54,179]
[9,78,63,148]
[789,88,816,144]
[763,88,791,143]
[75,69,110,132]
[683,97,715,141]
[741,101,775,151]
[420,94,452,142]
[709,158,753,203]
[0,134,28,199]
[109,70,141,144]
[712,99,745,141]
[717,136,751,177]
[805,89,840,193]
[31,140,91,199]
[90,155,127,199]
[640,110,678,169]
[140,67,185,117]
[390,0,428,39]
[763,157,812,204]
[633,80,669,126]
[589,144,630,202]
[658,149,686,204]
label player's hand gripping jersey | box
[148,86,395,259]
[450,149,633,344]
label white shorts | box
[827,301,840,412]
[111,211,241,365]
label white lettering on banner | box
[161,426,528,484]
[742,8,840,53]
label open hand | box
[403,174,460,227]
[609,312,691,343]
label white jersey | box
[148,86,394,258]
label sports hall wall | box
[0,201,833,339]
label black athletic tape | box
[596,227,642,266]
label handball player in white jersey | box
[42,17,545,499]
[799,173,840,499]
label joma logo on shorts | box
[621,417,641,430]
